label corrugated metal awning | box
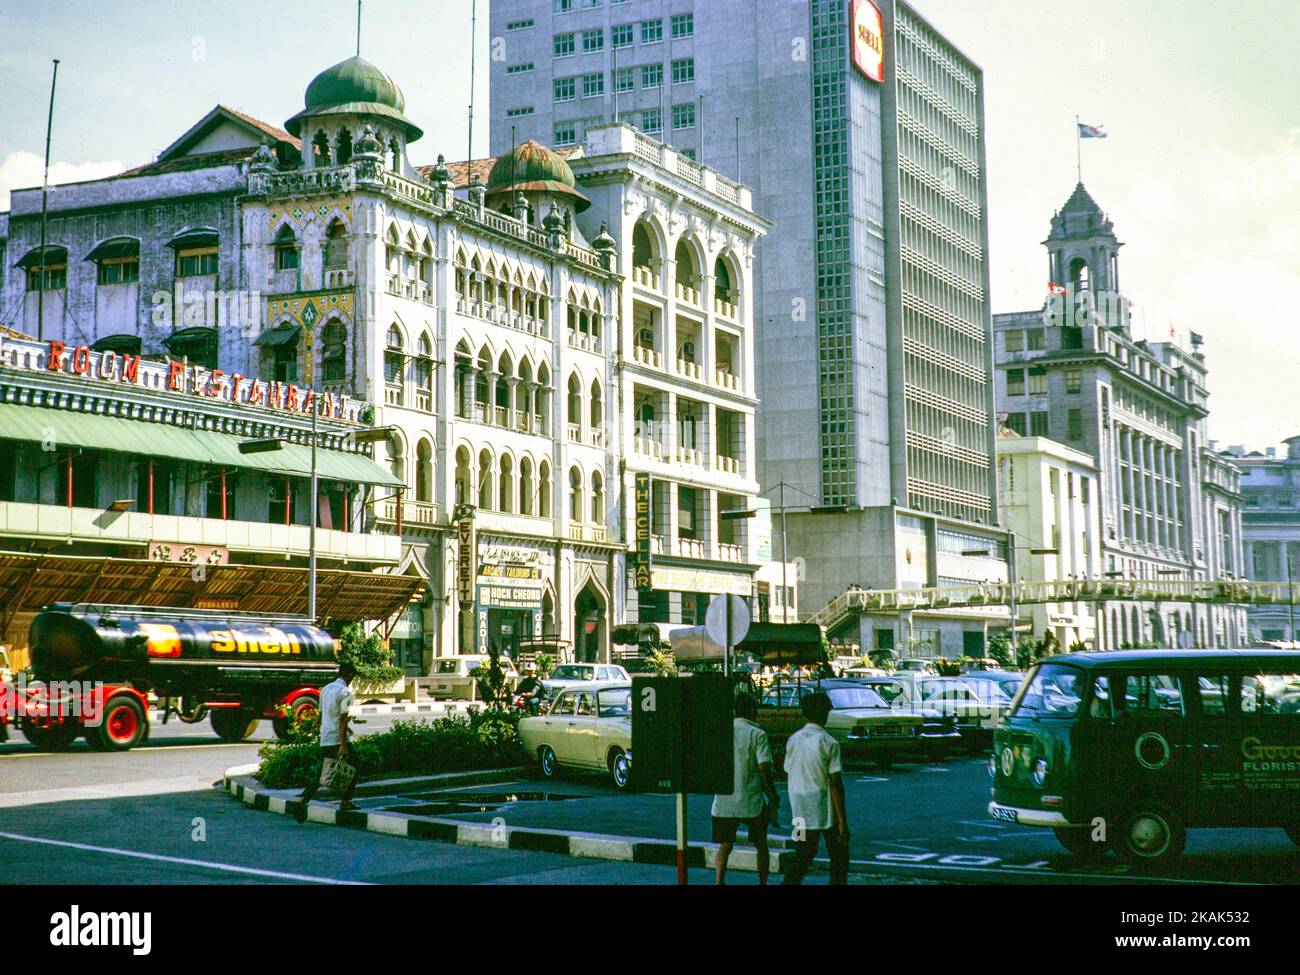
[84,237,140,262]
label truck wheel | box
[1053,827,1109,859]
[211,709,260,743]
[21,722,81,752]
[273,696,319,740]
[89,697,148,752]
[1113,804,1186,868]
[608,748,631,790]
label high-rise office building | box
[491,0,1004,656]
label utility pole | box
[1007,532,1018,654]
[780,480,789,622]
[1288,548,1295,643]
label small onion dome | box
[543,205,565,234]
[353,125,384,158]
[431,154,452,185]
[486,140,590,213]
[592,222,616,252]
[286,55,423,141]
[249,142,277,172]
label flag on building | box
[1047,282,1068,295]
[1078,122,1107,139]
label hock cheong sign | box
[851,0,885,83]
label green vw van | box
[989,650,1300,867]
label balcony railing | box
[493,405,508,427]
[385,384,403,407]
[676,445,704,467]
[677,358,703,382]
[415,389,432,413]
[718,542,743,562]
[377,498,441,528]
[716,455,742,476]
[675,282,701,307]
[567,329,602,354]
[568,524,608,543]
[651,534,666,555]
[714,369,741,392]
[632,264,657,290]
[587,427,605,448]
[632,345,662,370]
[567,422,581,443]
[677,537,707,559]
[633,435,663,460]
[714,297,737,319]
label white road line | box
[0,776,216,808]
[0,831,370,885]
[839,857,1257,885]
[1,742,262,759]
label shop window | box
[176,249,218,277]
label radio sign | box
[851,0,885,83]
[633,473,653,590]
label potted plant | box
[336,622,405,698]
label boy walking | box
[782,691,850,884]
[294,661,358,822]
[712,693,780,884]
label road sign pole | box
[675,790,687,885]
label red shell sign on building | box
[851,0,886,83]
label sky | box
[0,0,1296,449]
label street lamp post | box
[1287,549,1295,644]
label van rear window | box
[1011,663,1084,717]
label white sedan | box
[518,683,633,789]
[542,662,630,699]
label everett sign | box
[851,0,886,83]
[456,505,476,606]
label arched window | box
[569,466,584,523]
[1069,257,1090,292]
[478,450,495,510]
[389,138,401,171]
[455,447,472,506]
[321,319,346,383]
[714,256,733,300]
[675,239,698,289]
[312,131,330,167]
[388,434,406,488]
[416,439,434,503]
[567,374,583,431]
[589,380,603,435]
[324,219,348,270]
[590,470,604,524]
[499,454,514,513]
[274,224,299,271]
[384,326,404,385]
[519,457,534,515]
[336,129,353,166]
[415,333,434,409]
[632,222,656,270]
[538,461,552,518]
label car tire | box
[1284,825,1300,848]
[87,696,148,752]
[539,745,558,779]
[210,708,260,743]
[1113,804,1186,868]
[21,721,81,752]
[272,696,319,740]
[609,748,631,790]
[1053,826,1110,859]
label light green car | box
[518,683,633,789]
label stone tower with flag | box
[1044,183,1130,331]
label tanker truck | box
[1,603,340,752]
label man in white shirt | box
[294,661,357,822]
[782,690,850,884]
[711,693,781,885]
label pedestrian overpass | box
[808,578,1291,635]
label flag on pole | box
[1047,282,1068,295]
[1078,122,1107,139]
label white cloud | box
[0,152,125,211]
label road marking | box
[0,742,263,758]
[0,831,370,885]
[0,776,216,808]
[836,855,1258,885]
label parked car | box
[428,654,519,701]
[841,665,890,679]
[894,658,938,675]
[542,663,630,699]
[755,678,953,767]
[861,673,1004,752]
[961,670,1026,709]
[518,683,632,789]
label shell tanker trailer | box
[1,603,340,752]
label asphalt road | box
[3,717,1297,885]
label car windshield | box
[920,679,978,702]
[826,687,888,710]
[867,682,907,705]
[551,665,595,681]
[598,689,632,717]
[966,679,1018,704]
[1011,663,1085,717]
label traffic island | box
[222,765,793,877]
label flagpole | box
[1075,114,1081,183]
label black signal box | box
[628,674,734,794]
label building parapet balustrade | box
[248,165,355,198]
[716,455,742,477]
[717,542,744,563]
[384,384,403,407]
[566,422,581,443]
[650,534,666,555]
[677,537,707,559]
[376,498,440,529]
[587,427,605,448]
[675,283,701,307]
[676,445,704,467]
[632,345,662,370]
[632,264,657,290]
[633,435,663,460]
[714,369,741,392]
[567,329,602,354]
[568,523,608,543]
[677,358,703,382]
[713,297,737,320]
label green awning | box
[91,334,142,355]
[166,227,219,250]
[0,401,401,487]
[14,245,67,269]
[253,324,302,348]
[84,237,140,262]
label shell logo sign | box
[139,623,183,658]
[851,0,886,83]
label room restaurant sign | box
[0,332,364,423]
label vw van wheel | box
[21,722,80,752]
[609,749,630,790]
[210,709,260,743]
[91,697,148,752]
[1285,825,1300,848]
[1053,827,1109,860]
[539,745,557,778]
[1114,805,1185,867]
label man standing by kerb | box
[712,692,780,884]
[782,691,850,884]
[294,661,358,821]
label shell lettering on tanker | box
[139,623,182,658]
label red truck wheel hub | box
[106,703,139,742]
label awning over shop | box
[14,244,68,269]
[84,237,140,262]
[0,551,423,627]
[734,623,826,666]
[166,227,219,250]
[161,326,217,354]
[0,401,402,487]
[252,323,302,348]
